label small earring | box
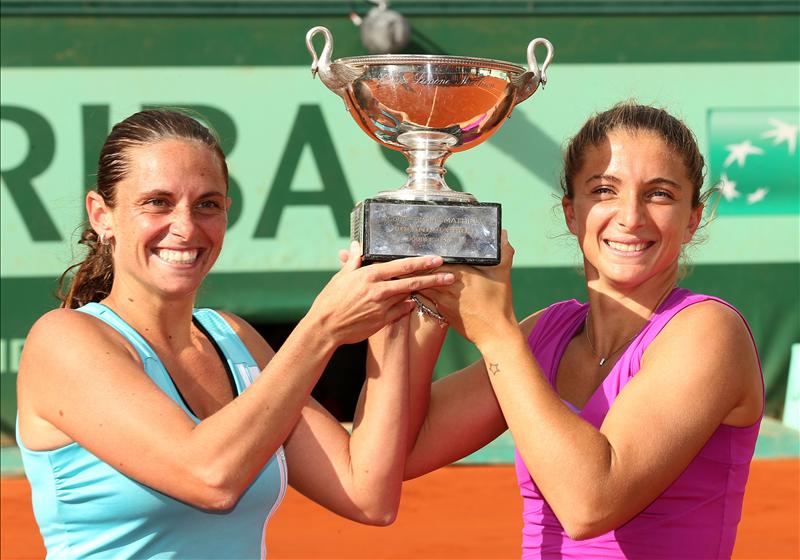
[98,233,106,245]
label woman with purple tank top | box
[401,103,764,559]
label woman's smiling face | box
[562,128,703,290]
[104,138,229,300]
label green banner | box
[3,64,799,279]
[709,108,799,215]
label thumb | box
[342,240,362,271]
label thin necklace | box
[584,286,675,367]
[584,315,638,366]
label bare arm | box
[332,252,506,478]
[404,357,507,479]
[282,317,410,525]
[17,251,454,511]
[425,239,763,539]
[399,299,515,479]
[476,302,760,538]
[405,306,447,455]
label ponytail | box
[57,227,113,309]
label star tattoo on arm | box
[488,362,500,376]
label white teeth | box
[607,241,649,253]
[156,249,198,264]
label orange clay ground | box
[2,461,798,559]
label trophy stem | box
[375,130,476,202]
[404,140,451,189]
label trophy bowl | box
[307,26,554,264]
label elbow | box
[562,521,606,542]
[196,488,240,512]
[186,466,244,512]
[352,494,401,526]
[556,502,616,541]
[358,505,398,527]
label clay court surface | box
[2,461,798,559]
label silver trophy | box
[307,26,554,265]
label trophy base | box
[351,198,501,266]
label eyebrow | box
[646,177,683,189]
[138,189,226,199]
[585,174,619,184]
[584,174,683,189]
[138,189,173,199]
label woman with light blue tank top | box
[19,305,287,558]
[16,109,456,559]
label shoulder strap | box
[526,299,587,385]
[527,299,586,347]
[629,289,763,388]
[78,302,155,360]
[192,309,262,392]
[639,288,724,347]
[76,302,192,414]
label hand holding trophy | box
[307,26,553,265]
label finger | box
[371,255,444,280]
[500,233,515,268]
[338,249,350,267]
[417,287,443,304]
[380,271,455,298]
[342,241,362,272]
[383,291,415,308]
[434,264,461,276]
[384,299,417,324]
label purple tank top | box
[515,288,763,559]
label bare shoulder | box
[29,307,102,337]
[18,307,141,416]
[22,308,138,368]
[643,298,762,425]
[653,299,755,358]
[214,310,275,368]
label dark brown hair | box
[561,102,706,207]
[57,108,228,309]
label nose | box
[169,205,196,239]
[615,192,646,231]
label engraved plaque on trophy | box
[307,26,554,265]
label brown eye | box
[592,186,615,197]
[649,189,674,200]
[196,199,223,213]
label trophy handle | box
[527,38,554,86]
[511,37,554,106]
[306,25,365,98]
[306,26,333,79]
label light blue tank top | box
[17,303,288,559]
